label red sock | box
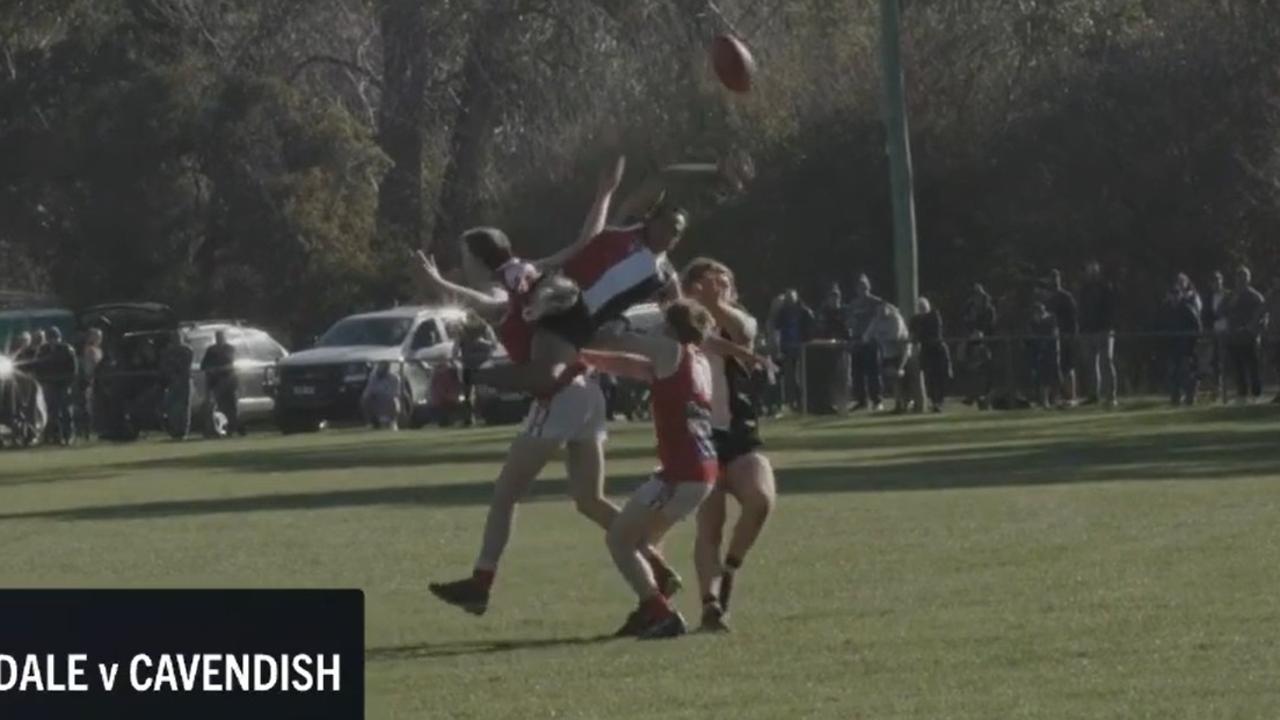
[472,568,495,590]
[641,594,671,618]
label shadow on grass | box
[4,421,1280,522]
[367,634,617,661]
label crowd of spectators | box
[764,261,1280,414]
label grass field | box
[3,403,1280,719]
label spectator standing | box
[910,297,951,412]
[1078,261,1118,407]
[845,274,885,411]
[37,327,78,445]
[453,314,495,426]
[864,303,912,413]
[1027,300,1061,409]
[960,284,997,408]
[161,331,195,439]
[772,289,813,411]
[80,327,104,440]
[815,284,849,341]
[1162,274,1203,406]
[1226,266,1267,404]
[10,331,33,360]
[1202,271,1230,402]
[1266,277,1280,404]
[361,361,402,430]
[200,331,244,436]
[1044,270,1079,406]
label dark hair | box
[460,227,514,272]
[681,257,732,292]
[664,299,714,344]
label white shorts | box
[626,477,714,524]
[521,374,607,444]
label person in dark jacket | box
[772,289,814,411]
[845,274,884,411]
[200,331,243,436]
[1027,300,1060,409]
[1162,274,1203,406]
[1044,270,1079,406]
[910,297,951,412]
[37,327,78,445]
[161,331,195,439]
[1202,271,1229,402]
[960,284,997,408]
[1077,261,1118,407]
[1226,266,1267,403]
[815,284,849,341]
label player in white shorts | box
[418,159,681,615]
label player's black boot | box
[700,601,730,633]
[613,608,647,638]
[637,610,688,640]
[428,577,489,616]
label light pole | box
[879,0,919,313]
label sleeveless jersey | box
[650,345,718,483]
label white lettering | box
[226,654,249,691]
[176,654,199,691]
[203,653,222,692]
[253,654,277,691]
[130,654,153,692]
[154,654,177,692]
[316,655,340,692]
[66,655,88,692]
[19,655,43,692]
[97,662,119,691]
[0,655,16,692]
[291,654,313,692]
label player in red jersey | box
[576,299,720,639]
[472,155,754,397]
[417,158,682,615]
[680,258,776,632]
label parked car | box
[180,320,289,433]
[274,306,467,433]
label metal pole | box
[878,0,920,314]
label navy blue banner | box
[0,590,363,719]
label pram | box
[0,370,46,448]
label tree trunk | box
[428,4,515,270]
[375,0,430,254]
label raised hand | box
[414,250,444,285]
[599,155,626,196]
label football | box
[711,34,756,93]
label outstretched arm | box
[413,251,505,321]
[579,349,655,383]
[533,156,627,273]
[614,153,753,222]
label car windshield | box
[317,317,412,348]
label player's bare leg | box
[606,496,685,639]
[564,439,681,597]
[693,488,731,631]
[719,453,777,614]
[428,435,558,615]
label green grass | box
[4,403,1280,719]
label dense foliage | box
[2,0,1278,342]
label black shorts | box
[712,427,763,469]
[537,298,595,349]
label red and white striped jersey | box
[561,226,675,326]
